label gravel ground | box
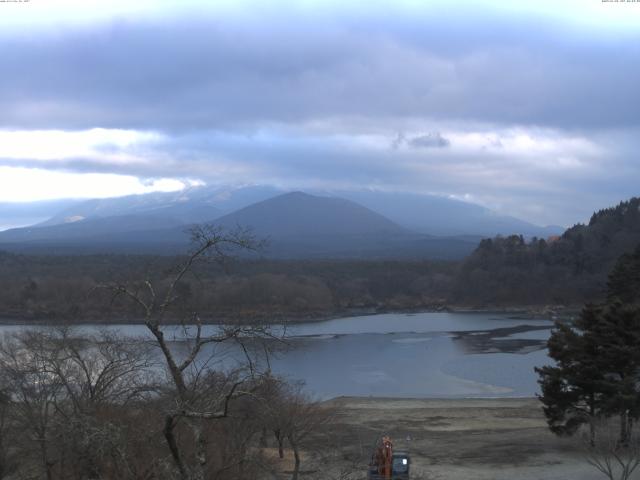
[295,397,605,480]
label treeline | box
[1,197,639,322]
[453,197,640,306]
[0,254,456,323]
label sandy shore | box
[306,397,601,480]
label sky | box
[0,0,639,226]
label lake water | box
[0,312,555,399]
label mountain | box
[0,214,185,243]
[2,185,282,247]
[213,191,405,238]
[0,191,479,259]
[33,185,560,238]
[0,184,562,259]
[211,192,480,259]
[207,191,475,258]
[325,190,563,237]
[40,185,282,227]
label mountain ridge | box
[0,191,479,259]
[212,191,409,238]
[2,185,561,239]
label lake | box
[0,312,556,399]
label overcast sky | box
[0,0,639,226]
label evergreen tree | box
[536,304,606,444]
[593,302,640,445]
[607,244,640,305]
[536,246,640,444]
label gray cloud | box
[407,132,450,149]
[2,124,638,226]
[0,8,639,132]
[391,133,406,150]
[1,4,639,226]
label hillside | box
[332,190,563,237]
[213,191,406,237]
[0,192,479,259]
[2,184,561,240]
[208,192,478,259]
[0,214,187,243]
[454,197,640,305]
[39,185,281,227]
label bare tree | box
[46,328,157,479]
[284,388,333,480]
[0,327,159,480]
[0,388,16,480]
[0,330,66,480]
[259,378,333,480]
[43,328,156,411]
[581,418,640,480]
[0,226,295,479]
[97,225,276,480]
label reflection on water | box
[451,325,550,354]
[0,312,554,399]
[268,330,552,399]
[284,311,551,336]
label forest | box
[0,197,638,324]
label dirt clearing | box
[297,397,603,480]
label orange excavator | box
[367,436,410,479]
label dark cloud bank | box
[1,4,639,226]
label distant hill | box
[453,197,640,305]
[0,214,185,243]
[328,190,563,237]
[208,191,479,259]
[2,186,563,260]
[0,191,479,259]
[213,191,406,237]
[0,185,281,251]
[8,184,560,239]
[40,185,281,227]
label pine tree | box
[607,244,640,305]
[536,245,640,444]
[593,302,640,445]
[536,304,606,444]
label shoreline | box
[0,304,575,326]
[325,395,540,404]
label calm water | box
[0,312,555,399]
[268,312,554,398]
